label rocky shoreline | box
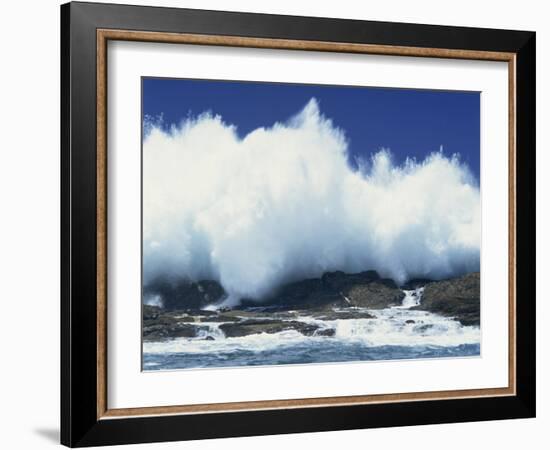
[411,272,480,326]
[143,271,480,342]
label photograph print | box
[141,78,481,371]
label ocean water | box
[142,288,480,371]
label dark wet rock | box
[195,314,241,323]
[172,315,197,323]
[210,308,298,321]
[142,271,480,342]
[144,278,225,311]
[143,307,210,341]
[143,322,204,342]
[310,310,376,321]
[144,270,404,313]
[263,277,343,310]
[401,278,433,290]
[342,282,404,308]
[170,325,203,338]
[322,270,380,289]
[414,324,435,333]
[182,309,219,317]
[412,272,480,326]
[143,304,161,320]
[203,336,216,341]
[240,270,404,311]
[321,270,404,308]
[144,314,179,327]
[315,328,336,337]
[219,319,319,338]
[457,315,480,327]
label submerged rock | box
[412,272,480,326]
[414,324,435,333]
[315,328,336,337]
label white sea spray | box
[143,98,480,304]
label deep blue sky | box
[143,78,480,181]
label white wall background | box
[0,0,546,449]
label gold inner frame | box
[96,29,517,420]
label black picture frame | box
[61,1,535,447]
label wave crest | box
[143,98,480,302]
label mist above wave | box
[143,98,480,303]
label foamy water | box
[143,287,480,369]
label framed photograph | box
[61,1,536,447]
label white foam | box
[143,99,480,304]
[399,287,424,308]
[143,294,163,308]
[143,308,479,355]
